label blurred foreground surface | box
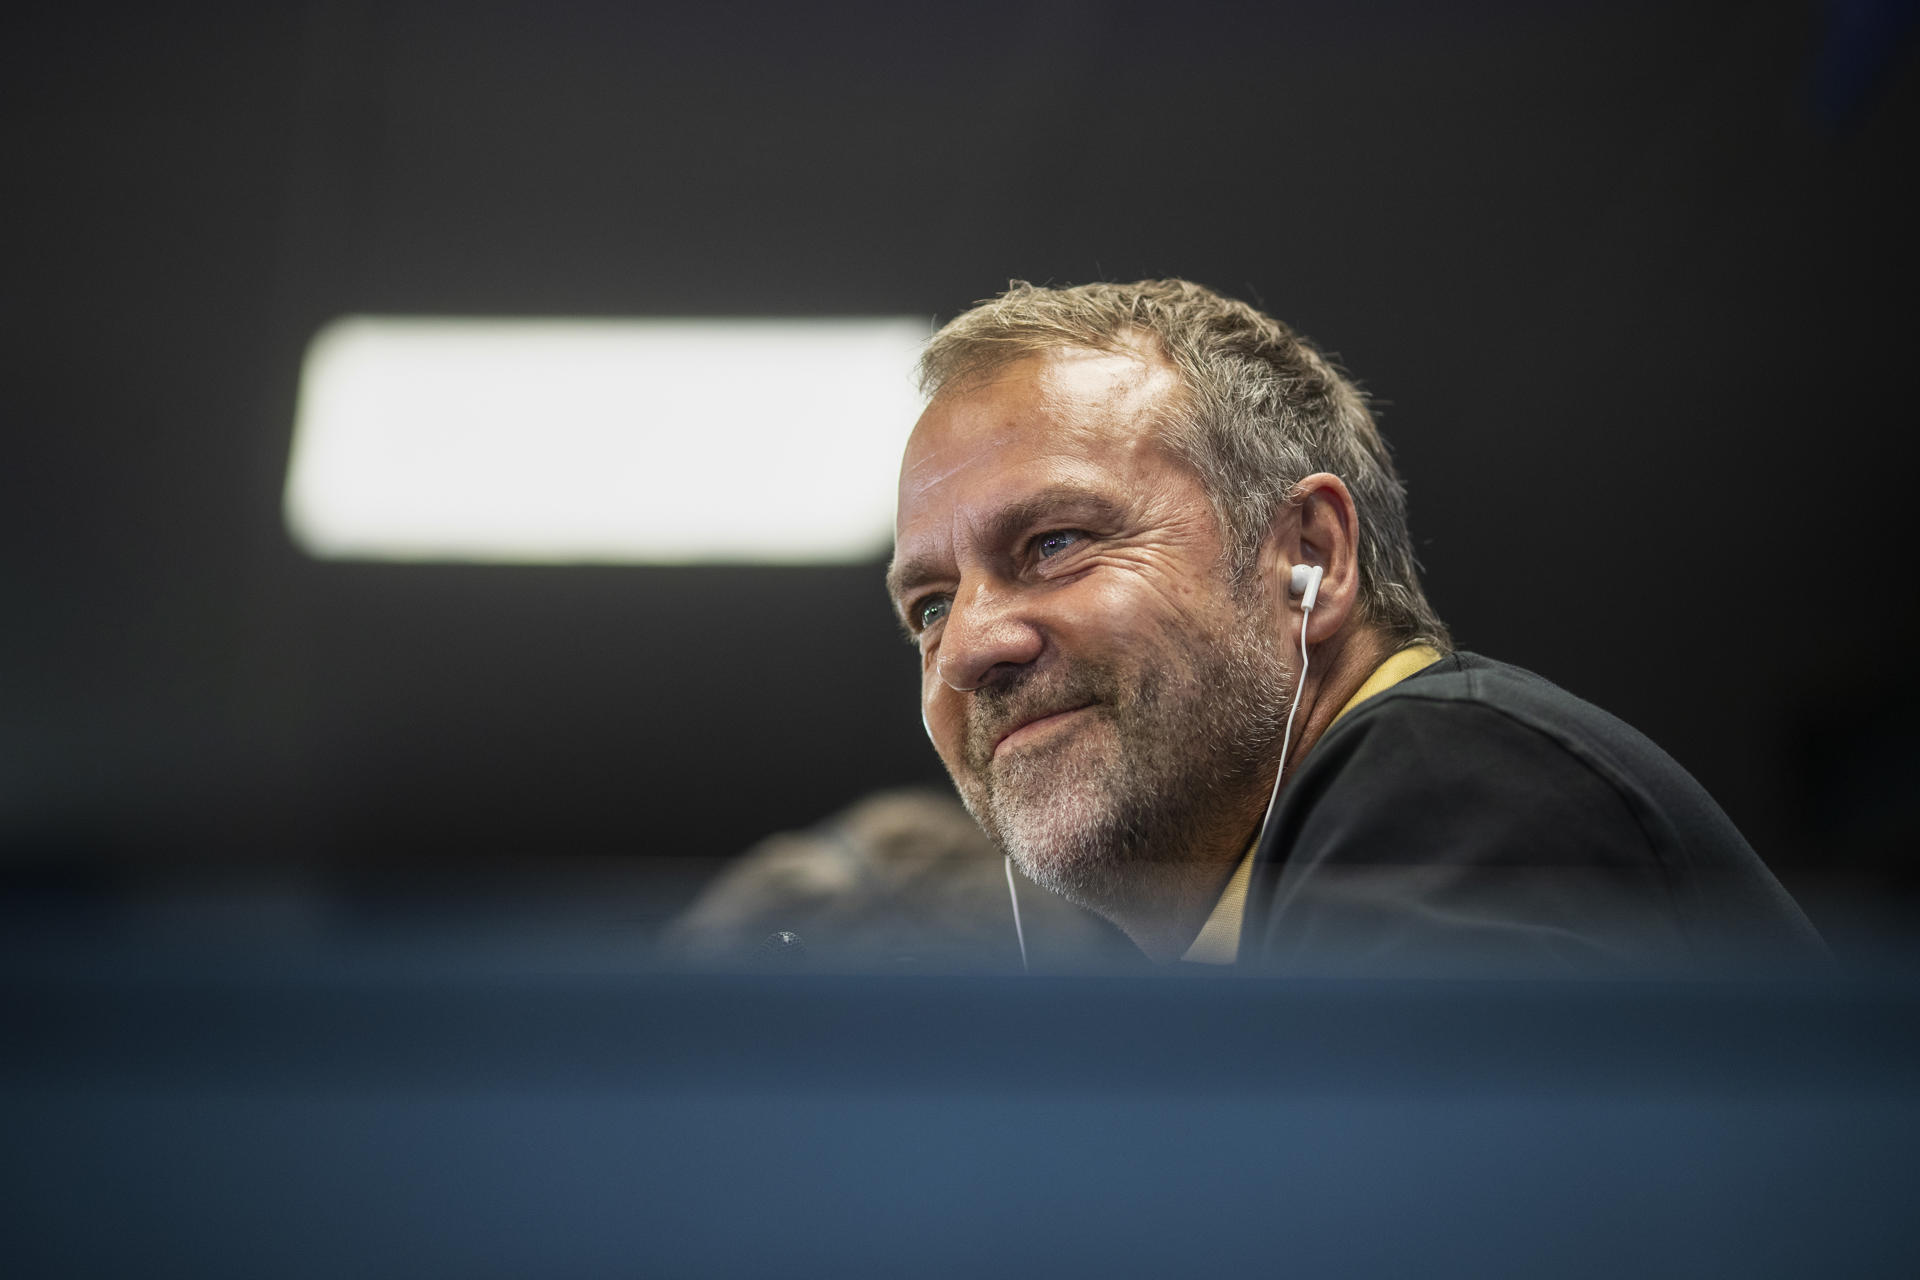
[4,923,1917,1279]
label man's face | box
[888,349,1290,903]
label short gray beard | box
[953,602,1292,913]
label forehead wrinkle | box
[899,431,1009,503]
[898,361,1045,499]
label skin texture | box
[890,347,1389,961]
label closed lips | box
[994,703,1094,753]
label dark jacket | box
[1243,653,1830,976]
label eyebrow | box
[885,483,1131,613]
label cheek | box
[1044,580,1161,658]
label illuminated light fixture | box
[284,315,931,563]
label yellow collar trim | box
[1332,643,1446,724]
[1180,644,1445,964]
[1180,836,1258,965]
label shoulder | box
[1243,652,1829,976]
[1308,653,1781,872]
[1284,652,1675,872]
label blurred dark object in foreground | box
[658,787,1139,973]
[3,933,1918,1278]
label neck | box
[1279,623,1395,785]
[1101,813,1260,964]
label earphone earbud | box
[1289,564,1323,611]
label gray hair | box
[916,278,1450,652]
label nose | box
[934,581,1044,692]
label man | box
[887,279,1826,975]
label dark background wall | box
[5,1,1916,953]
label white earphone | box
[1290,562,1323,611]
[1250,562,1324,853]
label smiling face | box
[889,348,1291,908]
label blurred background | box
[5,0,1917,966]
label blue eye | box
[915,596,950,630]
[1036,530,1082,559]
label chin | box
[973,751,1137,907]
[1001,813,1110,902]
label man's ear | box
[1274,473,1361,645]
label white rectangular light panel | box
[284,315,931,563]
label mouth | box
[992,703,1096,757]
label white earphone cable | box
[1254,585,1315,850]
[1005,854,1030,972]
